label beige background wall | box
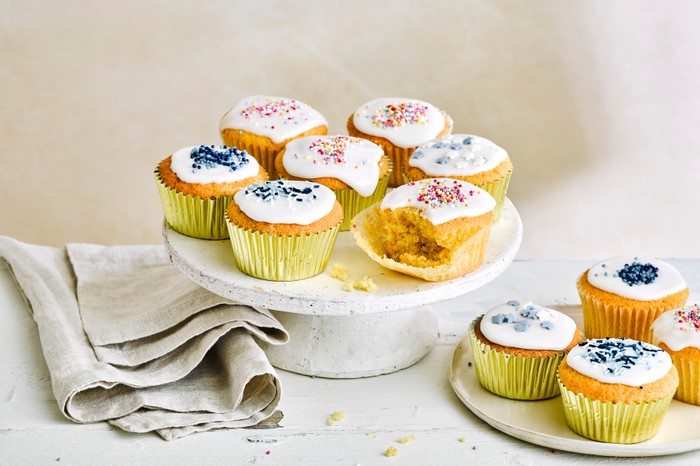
[1,0,699,259]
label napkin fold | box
[0,236,288,440]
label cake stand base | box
[262,306,438,378]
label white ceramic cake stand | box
[163,198,522,378]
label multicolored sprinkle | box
[239,97,305,122]
[673,304,700,333]
[304,135,364,166]
[413,179,476,209]
[371,101,429,129]
[189,145,250,173]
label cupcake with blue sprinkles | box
[156,144,267,239]
[468,300,582,400]
[557,338,678,443]
[577,256,689,343]
[225,179,343,281]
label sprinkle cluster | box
[305,136,363,165]
[490,300,554,332]
[239,97,304,122]
[673,304,700,333]
[617,261,659,286]
[245,180,320,204]
[575,338,663,376]
[189,145,250,172]
[371,101,429,129]
[413,179,474,209]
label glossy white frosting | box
[567,338,672,386]
[652,304,700,351]
[586,256,686,301]
[479,300,578,351]
[380,178,495,225]
[170,145,260,184]
[352,98,446,148]
[220,95,327,144]
[233,180,336,225]
[282,135,384,197]
[409,134,508,176]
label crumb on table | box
[330,262,377,292]
[326,410,345,426]
[397,435,415,444]
[330,262,349,281]
[384,446,399,457]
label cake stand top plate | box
[163,198,522,316]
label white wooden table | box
[1,259,699,465]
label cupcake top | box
[380,178,495,225]
[169,145,260,184]
[480,300,578,351]
[352,98,446,148]
[409,134,508,176]
[220,95,328,144]
[586,256,687,301]
[652,304,700,351]
[233,180,336,225]
[567,338,672,386]
[282,135,384,196]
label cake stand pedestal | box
[163,199,522,378]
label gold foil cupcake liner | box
[558,379,674,443]
[468,318,563,400]
[225,214,340,281]
[334,161,392,231]
[382,145,412,187]
[155,169,232,239]
[670,353,700,405]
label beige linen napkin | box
[0,236,288,440]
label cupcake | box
[225,180,343,281]
[469,300,582,400]
[403,134,512,219]
[155,145,267,239]
[558,338,679,443]
[219,95,328,179]
[577,256,689,343]
[274,135,391,231]
[351,178,495,282]
[651,304,700,405]
[346,98,452,187]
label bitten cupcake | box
[275,135,391,231]
[651,304,700,405]
[225,180,343,281]
[404,134,512,219]
[347,98,452,187]
[219,95,328,179]
[155,145,267,239]
[469,300,582,400]
[558,338,678,444]
[351,178,495,281]
[577,256,689,343]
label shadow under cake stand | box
[163,198,523,378]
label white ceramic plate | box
[164,198,522,315]
[449,305,700,457]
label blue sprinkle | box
[520,308,539,319]
[412,150,425,159]
[433,142,448,149]
[541,321,554,330]
[435,156,449,165]
[463,136,475,145]
[491,313,518,324]
[450,143,462,150]
[617,261,659,286]
[514,320,531,332]
[507,300,520,306]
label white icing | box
[479,301,578,351]
[282,135,384,197]
[587,256,686,301]
[170,146,260,184]
[566,338,672,386]
[409,134,508,176]
[352,98,446,148]
[220,95,327,144]
[652,305,700,351]
[379,178,495,225]
[233,180,336,225]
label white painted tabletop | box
[2,259,700,465]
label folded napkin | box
[0,236,288,440]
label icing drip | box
[169,145,260,184]
[233,180,336,225]
[220,95,327,144]
[567,338,672,386]
[587,256,686,301]
[282,135,384,196]
[652,304,700,351]
[409,134,508,176]
[380,178,495,225]
[352,98,446,148]
[479,301,577,351]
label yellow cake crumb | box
[384,446,399,457]
[354,276,377,291]
[397,435,415,444]
[326,410,345,426]
[458,437,466,443]
[330,262,349,281]
[343,279,355,292]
